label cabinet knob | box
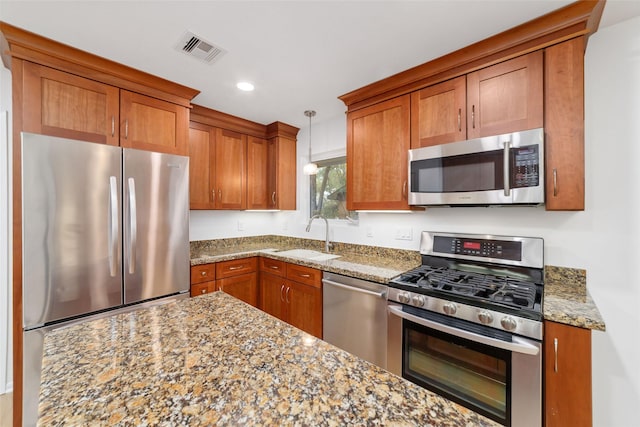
[201,288,207,294]
[201,271,207,276]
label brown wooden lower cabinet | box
[217,274,258,308]
[544,320,592,427]
[260,261,322,338]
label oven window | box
[403,321,511,425]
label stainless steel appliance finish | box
[387,231,544,427]
[322,272,388,368]
[408,127,544,206]
[21,132,190,425]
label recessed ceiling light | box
[236,81,254,91]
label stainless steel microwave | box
[408,127,544,206]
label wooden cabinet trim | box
[338,1,604,110]
[1,21,199,106]
[190,104,268,138]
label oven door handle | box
[387,305,539,356]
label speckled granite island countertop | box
[543,266,605,331]
[190,236,422,284]
[38,292,498,426]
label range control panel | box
[433,236,522,261]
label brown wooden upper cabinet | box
[411,52,543,149]
[267,135,297,210]
[346,95,411,211]
[189,122,247,210]
[22,62,189,155]
[247,136,269,209]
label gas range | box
[389,231,544,340]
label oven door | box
[387,303,542,427]
[408,127,544,206]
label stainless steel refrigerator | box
[21,132,190,425]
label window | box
[309,157,357,220]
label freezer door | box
[123,148,189,303]
[22,133,123,328]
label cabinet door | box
[120,90,189,155]
[218,273,258,308]
[466,51,543,139]
[22,62,119,145]
[347,95,410,210]
[215,128,247,210]
[411,76,466,148]
[247,136,269,209]
[260,273,286,321]
[268,136,297,210]
[188,124,216,209]
[287,280,322,339]
[544,321,592,427]
[544,37,585,211]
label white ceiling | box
[2,1,639,129]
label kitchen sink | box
[276,249,341,262]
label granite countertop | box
[543,266,605,331]
[190,236,605,331]
[39,292,499,426]
[190,236,422,284]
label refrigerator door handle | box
[108,176,118,277]
[127,177,137,274]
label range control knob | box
[443,302,457,316]
[412,295,425,307]
[398,292,411,304]
[478,311,493,325]
[500,316,518,331]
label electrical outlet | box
[237,220,245,231]
[366,227,373,237]
[395,227,412,240]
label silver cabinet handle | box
[270,265,279,270]
[471,105,476,129]
[553,169,558,197]
[124,119,129,139]
[272,191,276,205]
[554,337,558,373]
[111,116,115,137]
[503,140,511,197]
[280,284,285,302]
[322,279,386,299]
[402,180,407,198]
[457,108,461,132]
[108,176,118,277]
[211,189,215,202]
[299,274,311,278]
[229,265,243,271]
[285,286,290,304]
[218,189,222,202]
[127,177,137,274]
[388,305,540,355]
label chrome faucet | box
[306,214,333,253]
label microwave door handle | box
[503,140,511,197]
[387,305,539,355]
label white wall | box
[1,65,13,394]
[190,16,640,426]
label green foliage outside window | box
[309,157,357,220]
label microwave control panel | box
[512,145,539,188]
[433,236,522,261]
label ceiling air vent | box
[175,31,226,64]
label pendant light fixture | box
[303,110,318,175]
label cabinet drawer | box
[191,264,216,284]
[286,263,321,288]
[190,281,216,297]
[259,257,285,276]
[216,257,258,279]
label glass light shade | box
[303,162,318,175]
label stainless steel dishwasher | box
[322,272,388,369]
